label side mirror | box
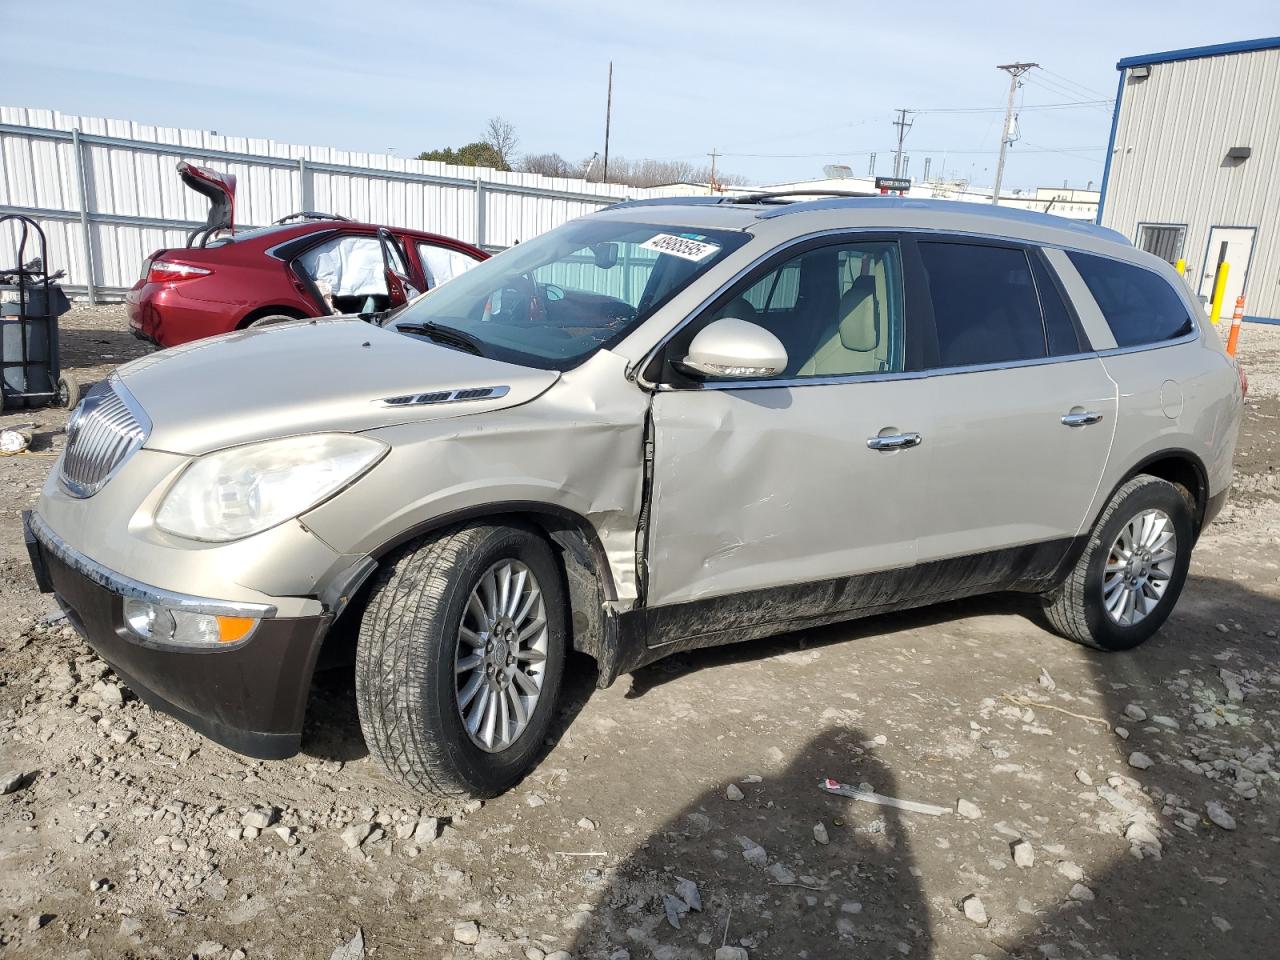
[677,317,788,380]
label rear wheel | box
[1042,475,1194,650]
[354,523,566,803]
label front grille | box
[60,381,150,498]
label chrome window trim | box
[59,376,153,499]
[27,511,277,619]
[636,224,1201,392]
[653,329,1199,392]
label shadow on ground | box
[569,572,1280,959]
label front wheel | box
[355,523,567,803]
[1042,475,1194,650]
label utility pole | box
[707,148,718,194]
[992,62,1037,204]
[891,109,913,179]
[603,61,613,183]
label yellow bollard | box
[1209,261,1230,326]
[1175,258,1186,276]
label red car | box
[127,163,488,347]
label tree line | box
[417,117,746,189]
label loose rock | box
[1128,752,1154,770]
[960,895,988,926]
[1011,839,1035,867]
[1056,861,1085,881]
[956,798,982,820]
[452,920,480,945]
[725,783,744,801]
[1,770,25,794]
[241,809,274,831]
[1205,800,1236,831]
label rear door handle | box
[1061,411,1104,427]
[867,432,922,450]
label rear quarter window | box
[1066,252,1194,348]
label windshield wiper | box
[394,321,486,357]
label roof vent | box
[1226,146,1252,163]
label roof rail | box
[608,189,880,212]
[753,196,1131,244]
[720,188,881,204]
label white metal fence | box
[0,106,675,301]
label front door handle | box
[867,432,922,451]
[1061,411,1104,427]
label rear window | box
[1066,252,1194,348]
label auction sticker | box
[640,233,721,262]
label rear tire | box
[354,523,566,804]
[1042,475,1194,650]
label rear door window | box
[917,241,1047,367]
[1066,252,1194,347]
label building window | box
[1136,224,1186,265]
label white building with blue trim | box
[1098,36,1280,324]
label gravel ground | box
[1,308,1278,960]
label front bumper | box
[25,510,328,759]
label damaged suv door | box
[642,236,932,642]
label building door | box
[1198,227,1256,313]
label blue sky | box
[6,0,1278,189]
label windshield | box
[386,219,748,369]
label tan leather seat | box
[798,276,881,376]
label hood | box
[117,318,560,455]
[178,161,236,243]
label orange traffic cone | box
[1226,295,1245,357]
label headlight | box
[123,597,257,647]
[155,433,387,542]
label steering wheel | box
[482,274,545,323]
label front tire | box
[1042,475,1194,650]
[355,523,567,803]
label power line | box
[1019,141,1106,164]
[1024,73,1113,111]
[1036,66,1113,101]
[914,99,1112,115]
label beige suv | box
[25,195,1245,802]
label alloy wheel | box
[1101,508,1177,627]
[454,560,549,752]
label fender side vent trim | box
[380,385,510,407]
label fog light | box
[122,598,257,646]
